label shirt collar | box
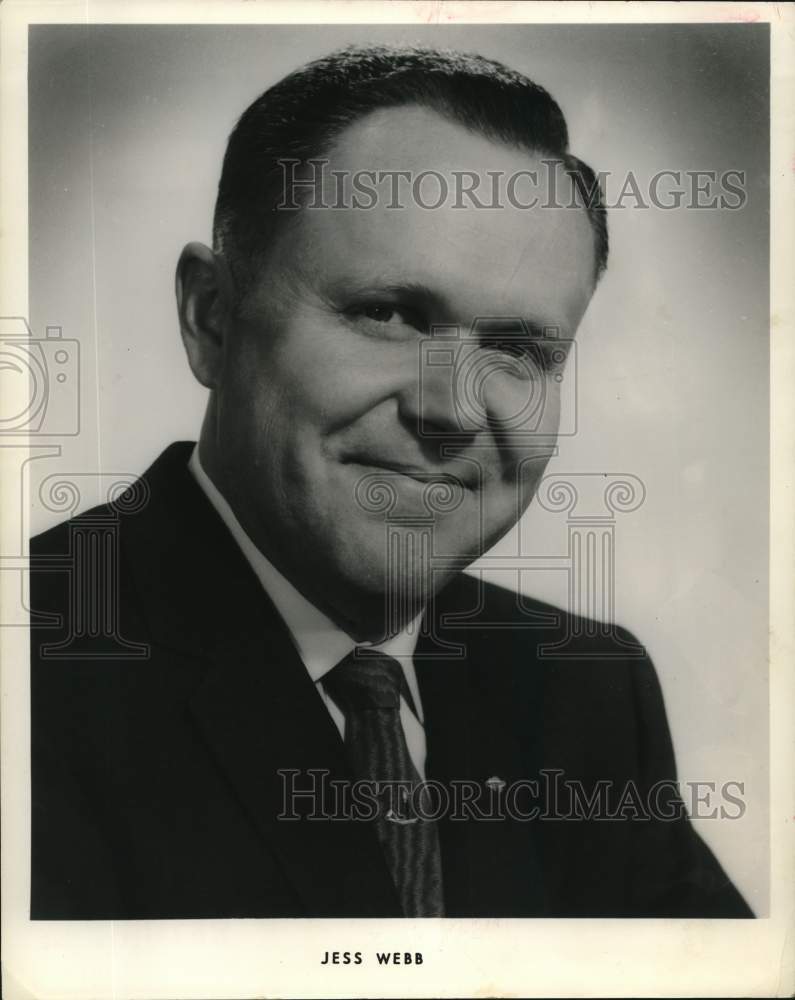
[188,446,424,714]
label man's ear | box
[175,242,234,389]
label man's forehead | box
[263,105,597,330]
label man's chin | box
[333,544,469,603]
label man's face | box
[211,106,596,624]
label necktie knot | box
[322,650,405,712]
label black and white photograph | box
[1,2,792,998]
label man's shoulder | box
[30,498,118,553]
[29,500,119,614]
[441,571,645,653]
[30,441,195,552]
[29,442,197,616]
[433,572,656,715]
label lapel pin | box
[385,808,418,825]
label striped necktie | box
[322,650,444,917]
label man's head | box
[176,45,607,639]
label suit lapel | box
[123,444,401,916]
[188,615,401,917]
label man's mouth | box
[344,458,476,492]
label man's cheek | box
[481,373,557,435]
[492,444,557,514]
[494,423,558,476]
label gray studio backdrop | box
[26,23,769,911]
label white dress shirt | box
[188,447,428,778]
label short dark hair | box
[213,44,608,293]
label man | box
[30,45,751,919]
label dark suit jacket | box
[29,442,751,919]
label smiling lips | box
[346,457,477,491]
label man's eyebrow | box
[339,280,447,309]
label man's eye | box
[346,302,426,334]
[485,338,545,369]
[362,304,397,323]
[489,338,530,360]
[482,339,572,380]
